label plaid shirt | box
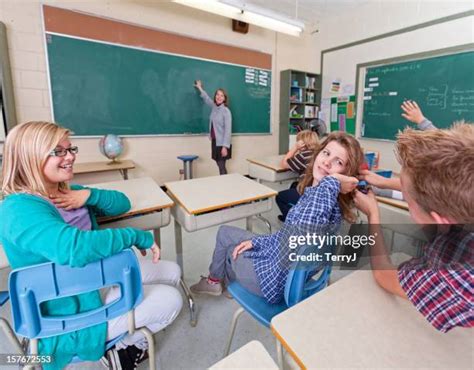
[398,226,474,332]
[246,176,342,303]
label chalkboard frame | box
[355,43,474,142]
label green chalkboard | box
[361,50,474,140]
[46,34,271,136]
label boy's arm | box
[359,170,402,191]
[353,190,407,299]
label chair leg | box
[0,318,23,354]
[180,278,197,327]
[276,338,284,370]
[223,307,244,358]
[137,327,156,370]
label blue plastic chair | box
[223,247,332,367]
[1,249,156,370]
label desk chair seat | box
[2,250,157,370]
[224,252,332,368]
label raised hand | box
[401,100,426,125]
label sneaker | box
[190,276,222,296]
[126,345,149,367]
[107,346,135,370]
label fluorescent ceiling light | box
[172,0,305,37]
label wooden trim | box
[43,5,272,70]
[247,158,288,173]
[271,325,307,370]
[166,188,277,215]
[97,203,173,223]
[376,196,409,211]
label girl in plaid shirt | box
[191,132,364,303]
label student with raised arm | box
[360,100,437,192]
[354,123,473,332]
[194,80,232,175]
[190,132,363,302]
[0,122,183,370]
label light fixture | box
[172,0,305,37]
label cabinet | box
[279,69,321,153]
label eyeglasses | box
[49,146,79,157]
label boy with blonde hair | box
[354,122,473,332]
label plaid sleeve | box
[398,261,474,332]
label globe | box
[99,134,123,162]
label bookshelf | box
[279,69,321,153]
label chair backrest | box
[8,249,142,339]
[284,245,332,307]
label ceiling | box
[246,0,373,26]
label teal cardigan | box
[0,185,154,369]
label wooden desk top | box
[210,341,278,369]
[376,195,409,211]
[165,174,277,215]
[74,159,135,175]
[247,155,289,173]
[271,269,472,369]
[91,177,173,222]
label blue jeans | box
[209,225,263,296]
[276,187,301,221]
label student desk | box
[165,173,277,272]
[376,195,409,211]
[74,159,135,180]
[91,177,173,238]
[271,269,472,369]
[209,340,278,369]
[247,155,299,183]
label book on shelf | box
[304,105,319,119]
[305,91,315,103]
[305,76,317,89]
[290,86,302,102]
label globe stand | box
[106,158,122,165]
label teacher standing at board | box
[194,80,232,175]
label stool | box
[177,155,199,180]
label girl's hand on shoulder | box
[353,189,379,219]
[49,189,91,210]
[232,240,253,260]
[139,242,161,263]
[330,174,358,194]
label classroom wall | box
[315,0,473,171]
[0,0,316,184]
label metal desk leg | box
[119,168,129,180]
[255,215,272,233]
[174,219,197,327]
[153,228,161,245]
[246,216,252,232]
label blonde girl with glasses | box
[0,122,182,370]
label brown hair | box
[297,131,364,222]
[396,122,474,223]
[296,129,319,151]
[2,121,71,196]
[214,88,229,107]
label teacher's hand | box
[194,80,203,90]
[221,147,228,157]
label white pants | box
[105,253,183,349]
